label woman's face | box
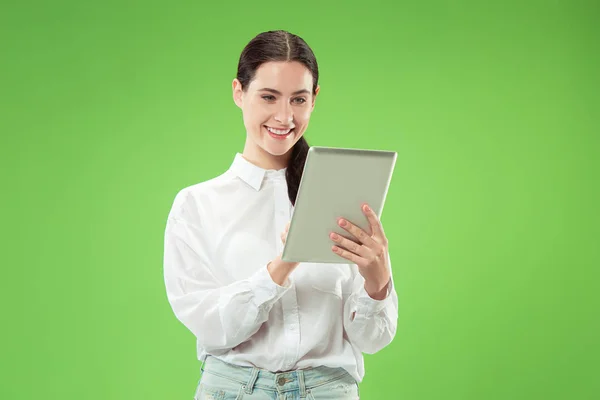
[233,61,319,169]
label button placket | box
[275,177,299,371]
[280,288,300,371]
[274,180,289,253]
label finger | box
[329,232,370,258]
[362,204,385,238]
[338,217,380,251]
[331,245,368,268]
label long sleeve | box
[343,251,398,354]
[163,216,290,352]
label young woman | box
[164,30,398,400]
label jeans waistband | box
[201,355,351,396]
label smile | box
[265,126,294,135]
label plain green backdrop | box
[1,0,598,399]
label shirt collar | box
[229,153,287,191]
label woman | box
[163,30,398,400]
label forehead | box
[249,61,313,92]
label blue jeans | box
[194,356,360,399]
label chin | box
[263,145,294,157]
[262,132,301,152]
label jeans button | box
[278,376,286,386]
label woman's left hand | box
[329,203,391,300]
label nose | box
[274,101,293,124]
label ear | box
[311,85,320,111]
[232,79,244,109]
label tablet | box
[281,146,397,263]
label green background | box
[1,0,598,399]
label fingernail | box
[364,205,370,212]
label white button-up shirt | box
[163,153,398,382]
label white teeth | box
[266,126,292,135]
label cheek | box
[243,103,313,128]
[245,105,270,126]
[296,108,313,125]
[251,106,270,125]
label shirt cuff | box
[248,264,291,307]
[356,278,394,317]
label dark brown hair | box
[236,30,319,206]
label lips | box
[265,125,294,134]
[265,125,294,139]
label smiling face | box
[233,61,320,170]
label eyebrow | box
[258,88,311,96]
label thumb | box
[281,222,290,244]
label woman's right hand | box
[281,221,290,245]
[268,222,299,286]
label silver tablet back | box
[282,146,397,263]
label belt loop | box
[244,367,260,394]
[200,354,210,374]
[200,355,209,374]
[297,370,307,398]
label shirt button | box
[278,376,286,386]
